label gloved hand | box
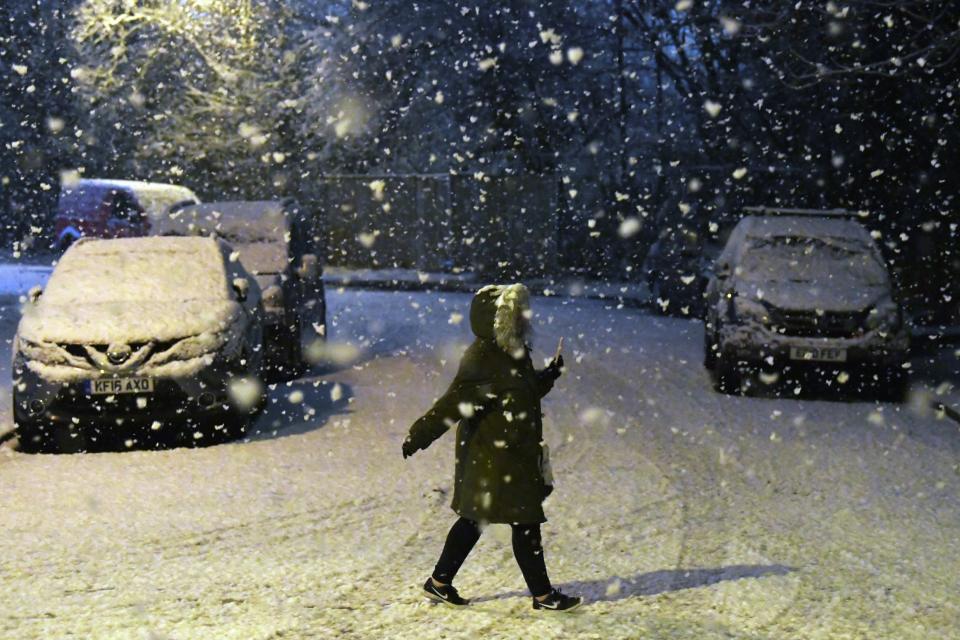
[545,354,564,381]
[402,437,416,459]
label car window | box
[111,190,145,222]
[739,235,888,286]
[57,186,107,217]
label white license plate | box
[789,346,847,363]
[89,377,155,395]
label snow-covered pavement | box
[0,263,51,302]
[1,289,958,639]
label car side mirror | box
[232,277,249,302]
[297,253,320,281]
[27,285,42,304]
[715,262,732,279]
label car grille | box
[60,340,179,369]
[771,309,865,338]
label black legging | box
[432,517,552,597]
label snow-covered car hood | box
[732,279,887,313]
[253,273,281,292]
[19,299,242,345]
[232,242,289,276]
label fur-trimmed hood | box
[470,283,531,359]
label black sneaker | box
[423,578,470,606]
[532,588,583,612]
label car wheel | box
[703,322,719,370]
[265,326,306,382]
[310,280,328,343]
[14,420,44,453]
[19,420,88,454]
[713,357,742,395]
[286,321,307,376]
[650,280,665,314]
[51,424,89,454]
[224,411,251,442]
[878,367,908,403]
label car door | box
[221,243,264,372]
[287,203,325,333]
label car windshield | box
[42,248,228,305]
[739,235,888,286]
[160,212,287,246]
[57,187,107,217]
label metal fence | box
[309,174,560,278]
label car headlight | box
[16,336,72,366]
[732,297,771,324]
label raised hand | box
[545,353,564,380]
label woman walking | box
[402,284,582,612]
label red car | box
[54,179,199,251]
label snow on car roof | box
[740,215,873,242]
[153,201,290,242]
[67,235,223,257]
[60,178,199,219]
[64,178,197,199]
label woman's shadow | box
[472,564,795,603]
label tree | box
[619,1,959,306]
[0,0,78,247]
[70,0,327,199]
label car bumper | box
[13,362,241,432]
[262,307,292,337]
[718,326,910,368]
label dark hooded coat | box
[405,286,557,524]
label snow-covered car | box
[53,178,199,251]
[13,236,264,452]
[703,210,910,398]
[155,199,325,379]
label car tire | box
[14,421,44,453]
[286,321,307,377]
[225,412,251,441]
[713,358,742,395]
[878,367,908,403]
[18,420,87,454]
[650,280,666,314]
[51,424,89,454]
[269,327,306,382]
[703,324,719,370]
[318,283,328,340]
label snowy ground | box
[1,287,959,639]
[0,263,51,303]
